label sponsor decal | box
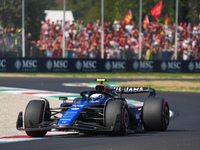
[71,108,79,110]
[161,61,181,72]
[113,86,144,92]
[105,61,111,71]
[60,119,71,121]
[105,60,126,72]
[133,60,139,71]
[0,59,6,71]
[75,60,97,72]
[75,60,82,71]
[1,58,200,73]
[135,113,140,119]
[188,61,200,72]
[133,60,153,72]
[74,105,85,107]
[46,60,53,70]
[14,59,38,72]
[46,59,68,72]
[14,59,21,70]
[161,61,167,71]
[167,61,181,70]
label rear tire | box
[24,100,50,137]
[105,100,129,136]
[142,98,169,131]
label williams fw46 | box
[16,79,170,137]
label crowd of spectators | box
[1,19,200,60]
[37,19,200,60]
[0,27,22,57]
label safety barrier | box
[0,57,200,73]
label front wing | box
[16,111,112,132]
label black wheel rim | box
[164,105,169,124]
[123,108,129,128]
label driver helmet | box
[92,94,105,101]
[98,94,104,100]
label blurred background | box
[0,0,200,61]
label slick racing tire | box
[142,98,169,131]
[24,100,50,137]
[105,100,129,136]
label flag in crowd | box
[165,14,169,25]
[150,0,163,21]
[124,10,133,24]
[122,1,170,26]
[143,15,149,25]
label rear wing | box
[113,86,156,98]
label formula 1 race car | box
[16,79,170,137]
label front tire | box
[105,100,129,136]
[24,100,50,137]
[142,98,169,131]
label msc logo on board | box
[105,61,126,72]
[46,60,68,71]
[14,59,37,71]
[188,61,200,72]
[0,59,6,71]
[161,61,181,72]
[75,60,97,72]
[133,60,153,72]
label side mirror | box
[59,97,68,103]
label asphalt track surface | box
[0,77,200,150]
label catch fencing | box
[0,34,21,57]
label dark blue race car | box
[16,79,170,137]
